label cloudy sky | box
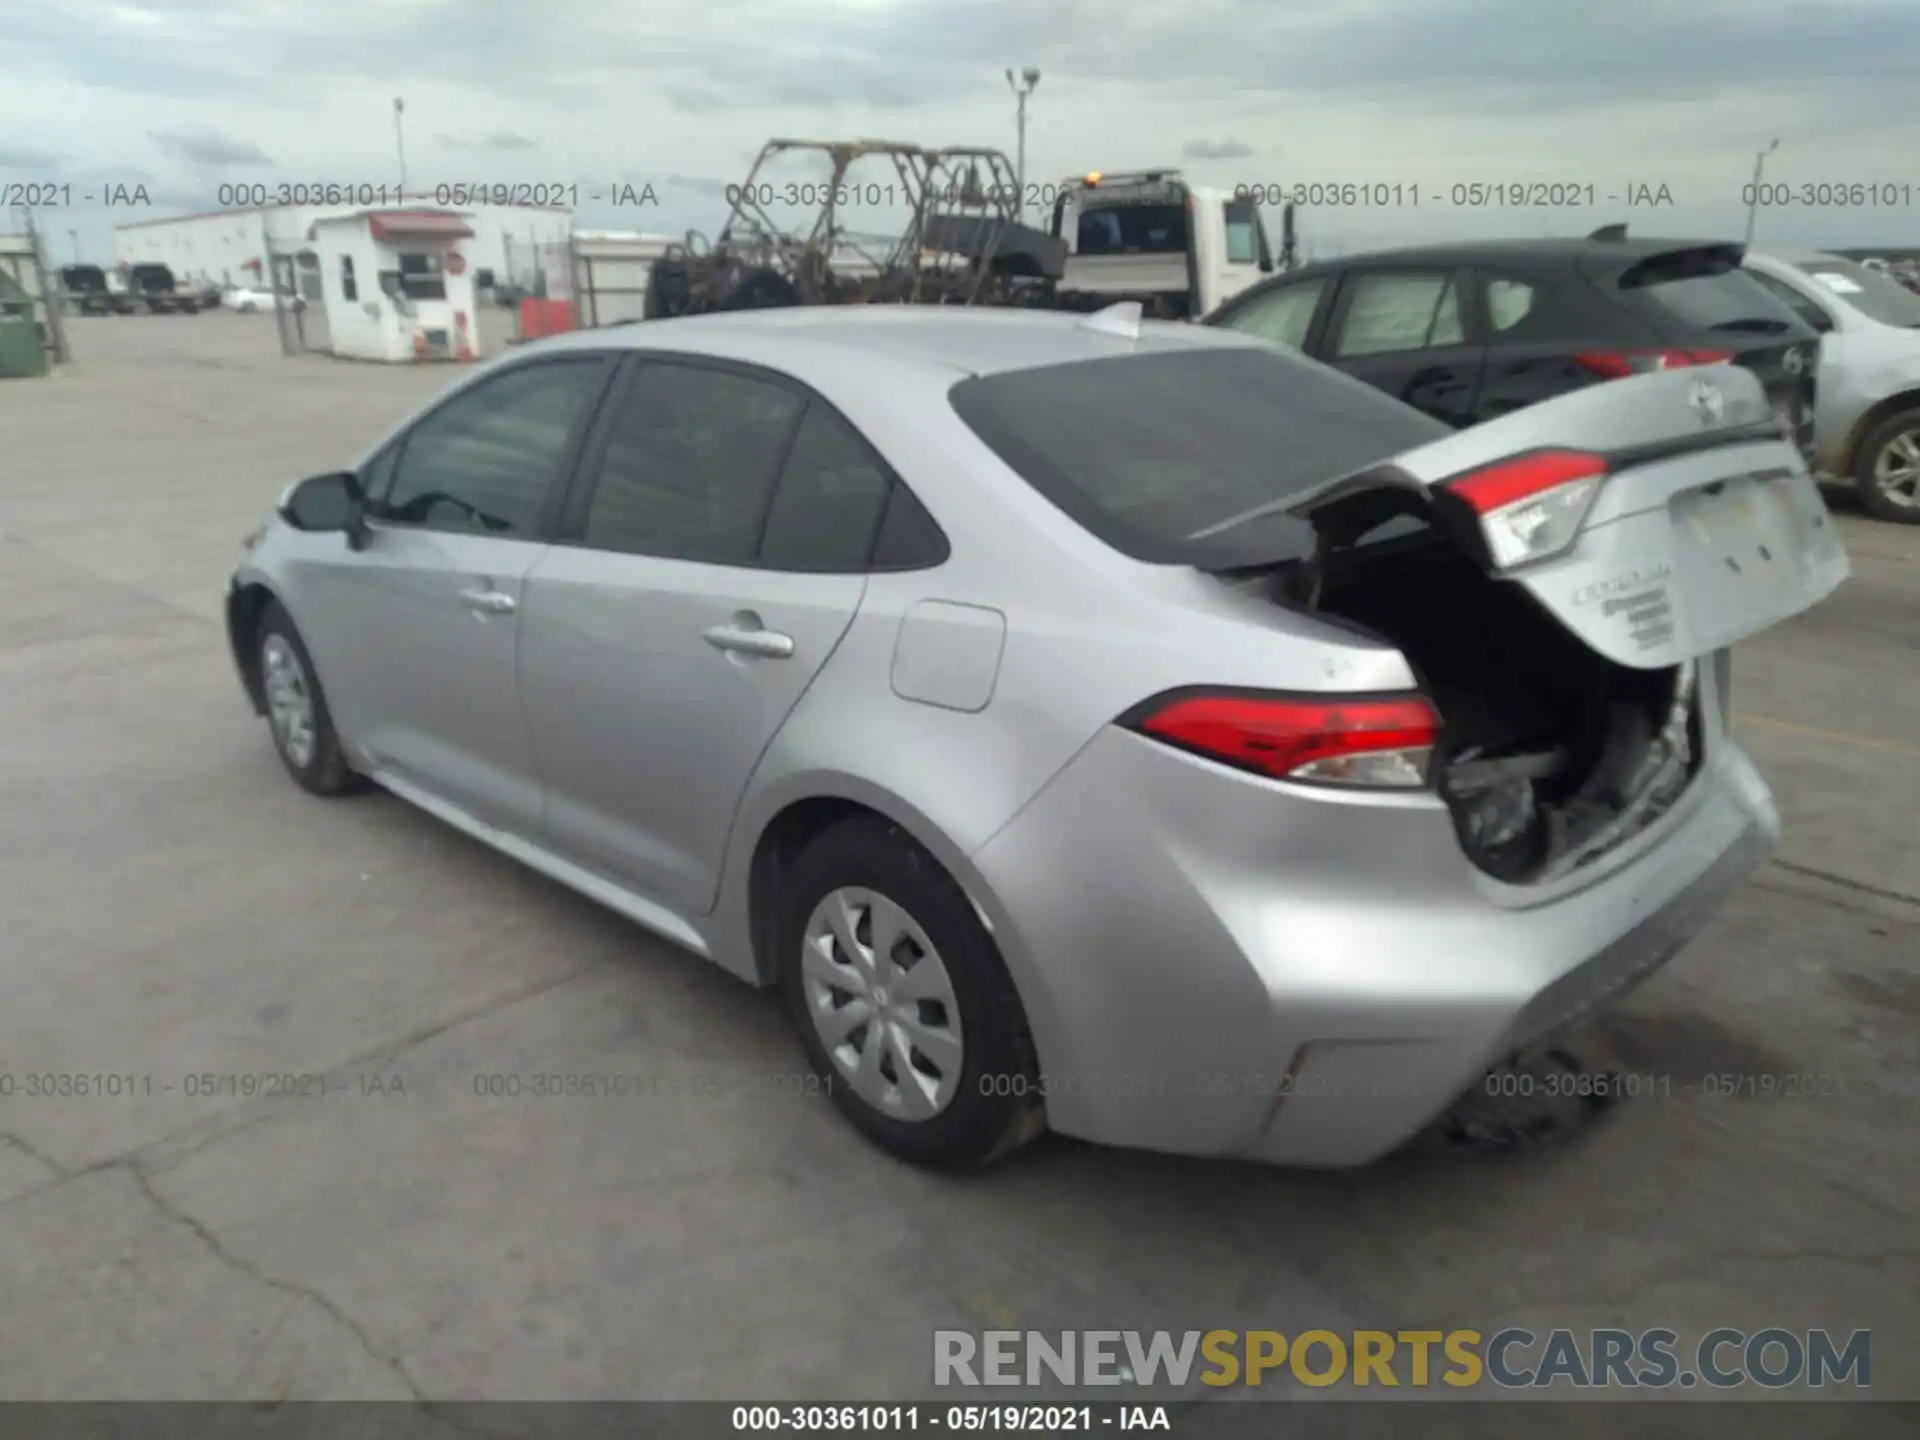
[3,0,1917,264]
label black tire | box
[255,602,366,797]
[777,817,1044,1169]
[1852,408,1920,524]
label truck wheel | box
[1854,408,1920,524]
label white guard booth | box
[307,209,482,362]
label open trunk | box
[1221,364,1849,885]
[1255,512,1705,883]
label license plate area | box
[1670,472,1815,635]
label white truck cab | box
[1046,169,1282,320]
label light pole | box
[1005,66,1040,221]
[394,96,409,199]
[1744,138,1779,247]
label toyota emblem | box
[1782,347,1804,375]
[1688,377,1726,425]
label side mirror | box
[278,471,368,548]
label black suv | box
[1204,233,1819,463]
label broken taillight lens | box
[1446,448,1608,569]
[1124,692,1441,789]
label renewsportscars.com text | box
[934,1328,1872,1390]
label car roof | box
[1750,248,1848,267]
[528,304,1265,381]
[1276,236,1740,282]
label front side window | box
[1222,198,1260,265]
[1220,279,1325,350]
[375,360,609,536]
[1334,272,1464,357]
[580,363,804,564]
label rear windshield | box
[948,346,1447,564]
[1799,259,1920,328]
[1076,203,1188,255]
[1618,252,1807,336]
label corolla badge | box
[1688,376,1726,425]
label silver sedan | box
[227,306,1846,1168]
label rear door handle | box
[458,587,516,615]
[703,624,794,659]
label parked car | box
[1203,234,1820,468]
[59,265,138,316]
[1745,250,1920,524]
[225,308,1844,1170]
[221,285,304,314]
[127,263,201,314]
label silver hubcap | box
[1873,429,1920,508]
[261,634,317,768]
[801,887,964,1121]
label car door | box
[1209,273,1334,352]
[293,354,616,833]
[1322,267,1485,427]
[516,357,900,917]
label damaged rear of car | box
[1213,371,1847,888]
[955,334,1847,1165]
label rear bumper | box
[970,726,1779,1167]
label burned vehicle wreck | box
[643,139,1066,319]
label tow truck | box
[1044,169,1297,320]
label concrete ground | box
[0,317,1913,1425]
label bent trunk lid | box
[1380,365,1849,668]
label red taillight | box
[1127,692,1440,788]
[1444,449,1608,568]
[1448,449,1608,515]
[1572,348,1733,378]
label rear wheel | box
[777,817,1044,1169]
[1854,408,1920,524]
[257,603,365,796]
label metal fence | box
[1,210,71,367]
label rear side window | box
[948,347,1447,565]
[581,363,803,564]
[756,405,895,572]
[1484,278,1538,331]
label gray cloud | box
[147,130,272,166]
[0,142,63,170]
[439,132,540,151]
[666,174,732,196]
[1183,139,1255,161]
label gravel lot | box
[0,316,1914,1428]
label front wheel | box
[1854,409,1920,524]
[778,818,1044,1169]
[256,603,366,796]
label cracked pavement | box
[0,317,1914,1418]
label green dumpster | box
[0,299,50,378]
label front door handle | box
[703,623,794,659]
[458,587,516,615]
